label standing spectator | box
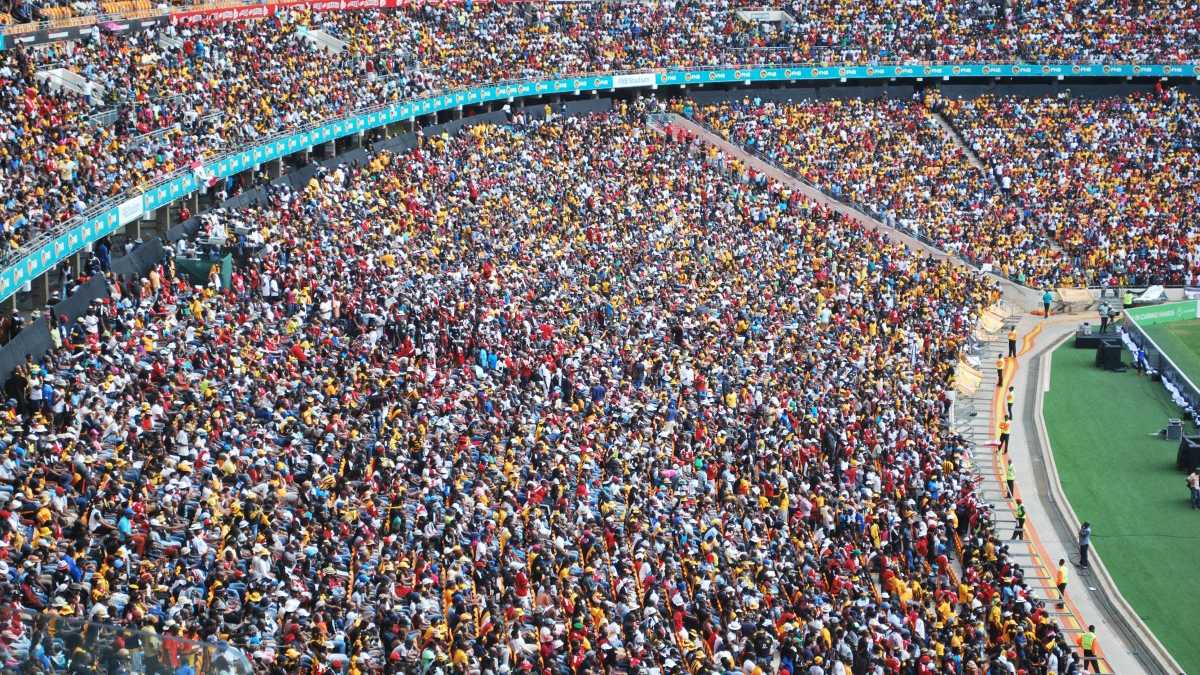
[1056,559,1069,608]
[1099,301,1111,333]
[1078,626,1101,673]
[1188,470,1200,510]
[1043,288,1054,318]
[1079,521,1093,568]
[96,239,111,274]
[1005,458,1016,498]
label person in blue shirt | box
[117,508,134,541]
[1042,288,1054,318]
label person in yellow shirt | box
[1055,559,1069,608]
[1005,459,1016,499]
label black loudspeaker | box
[1095,339,1123,370]
[1178,436,1200,471]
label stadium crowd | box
[1011,0,1200,63]
[0,1,1193,671]
[3,0,1200,252]
[690,87,1200,288]
[938,87,1200,288]
[7,0,1200,63]
[1,1,825,255]
[690,96,1071,286]
[0,104,1093,674]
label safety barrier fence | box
[676,113,1001,276]
[1120,300,1200,424]
[0,612,253,674]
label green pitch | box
[1044,342,1200,674]
[1142,318,1200,389]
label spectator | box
[1078,521,1092,568]
[0,104,1070,674]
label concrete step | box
[35,68,104,99]
[302,28,348,54]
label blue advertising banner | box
[2,64,1198,302]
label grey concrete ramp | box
[1002,315,1181,674]
[658,113,1043,311]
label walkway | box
[972,310,1179,674]
[931,110,987,172]
[661,113,1043,310]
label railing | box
[2,612,253,674]
[87,93,194,127]
[681,112,963,256]
[2,61,1198,302]
[1,12,118,35]
[1120,301,1200,423]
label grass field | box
[1044,343,1200,674]
[1143,318,1200,388]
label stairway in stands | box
[952,312,1114,673]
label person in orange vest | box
[1056,559,1069,608]
[1006,386,1015,418]
[1008,328,1018,357]
[996,353,1005,388]
[998,418,1011,454]
[1077,625,1100,672]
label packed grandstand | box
[0,1,1197,674]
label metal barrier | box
[681,113,967,258]
[1,612,252,675]
[1121,304,1200,423]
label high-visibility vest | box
[1006,463,1015,481]
[1008,330,1017,342]
[999,420,1011,435]
[1056,565,1068,585]
[1007,392,1015,405]
[996,357,1005,370]
[1080,631,1097,651]
[1016,503,1026,519]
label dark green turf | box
[1143,319,1200,390]
[1044,343,1200,674]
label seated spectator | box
[0,103,1073,674]
[693,95,1070,286]
[940,87,1200,287]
